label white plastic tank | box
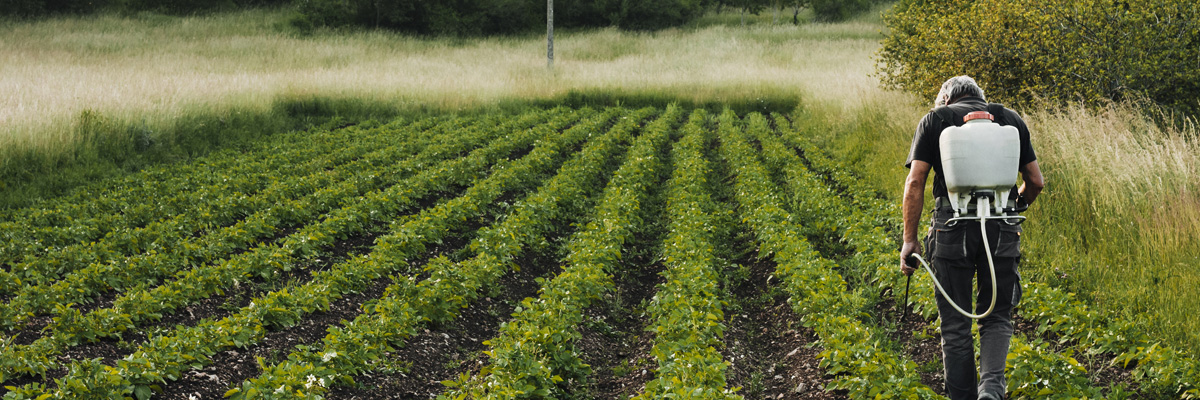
[939,111,1020,214]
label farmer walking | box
[898,76,1045,400]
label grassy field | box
[3,0,1197,362]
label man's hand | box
[900,241,921,276]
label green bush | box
[877,0,1200,114]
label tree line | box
[3,0,883,32]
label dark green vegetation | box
[878,0,1200,115]
[0,0,289,18]
[1,107,1196,399]
[5,0,878,32]
[0,90,796,212]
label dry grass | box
[0,7,887,161]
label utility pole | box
[547,0,554,70]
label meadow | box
[2,3,1198,397]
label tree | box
[877,0,1200,114]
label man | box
[899,76,1045,400]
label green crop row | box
[0,116,464,328]
[3,107,606,399]
[235,107,660,399]
[0,117,450,291]
[718,110,939,399]
[0,108,570,384]
[0,117,438,267]
[634,109,740,399]
[438,107,680,400]
[0,121,418,291]
[1015,283,1199,398]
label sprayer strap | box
[934,103,1009,127]
[933,106,956,127]
[987,103,1008,126]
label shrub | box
[877,0,1200,114]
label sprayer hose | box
[911,217,998,320]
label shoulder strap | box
[933,106,957,127]
[987,103,1008,126]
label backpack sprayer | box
[904,110,1025,321]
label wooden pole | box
[547,0,554,70]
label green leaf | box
[134,385,153,400]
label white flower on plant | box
[322,351,337,362]
[305,374,318,389]
[275,385,286,394]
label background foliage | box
[290,0,713,34]
[4,0,876,31]
[877,0,1200,114]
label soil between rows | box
[722,254,846,400]
[151,214,485,399]
[573,253,663,399]
[326,249,555,399]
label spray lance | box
[902,110,1026,322]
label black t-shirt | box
[905,97,1037,198]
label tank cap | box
[964,111,994,122]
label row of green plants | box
[1014,282,1199,398]
[437,107,680,399]
[634,109,741,399]
[717,110,939,398]
[0,117,457,324]
[0,118,434,272]
[774,116,1200,397]
[234,107,661,399]
[4,107,610,399]
[0,108,572,385]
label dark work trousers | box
[924,208,1022,400]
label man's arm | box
[900,160,932,275]
[1019,160,1045,205]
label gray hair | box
[934,76,986,107]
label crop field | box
[1,106,1197,400]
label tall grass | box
[1023,103,1200,347]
